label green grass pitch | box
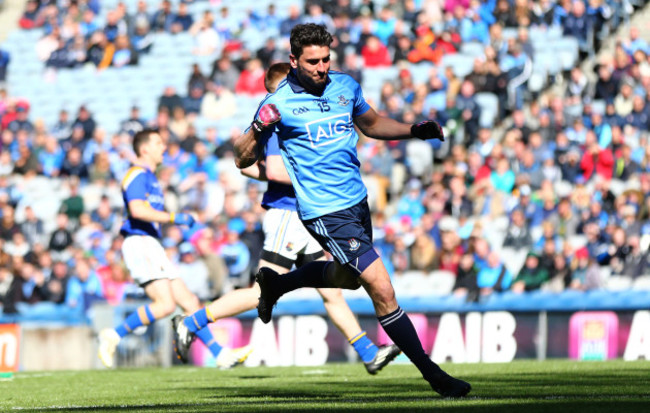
[1,360,649,412]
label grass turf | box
[1,360,649,412]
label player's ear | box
[289,54,298,69]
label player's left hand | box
[411,120,444,141]
[173,212,195,227]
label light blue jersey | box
[254,69,371,220]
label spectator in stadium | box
[176,241,210,301]
[8,106,34,134]
[218,221,251,292]
[235,58,267,96]
[48,213,73,258]
[200,82,237,120]
[183,85,204,115]
[209,55,239,91]
[280,4,303,38]
[545,253,572,292]
[119,105,146,138]
[511,251,549,293]
[43,259,69,304]
[361,35,392,67]
[151,0,174,32]
[72,105,96,141]
[111,35,138,68]
[503,208,534,251]
[620,234,650,279]
[190,11,220,56]
[19,205,44,247]
[477,250,513,294]
[13,144,39,176]
[18,0,40,30]
[158,86,184,113]
[60,147,89,180]
[171,2,194,34]
[3,258,45,313]
[3,232,30,258]
[65,256,104,313]
[453,250,479,301]
[570,246,601,290]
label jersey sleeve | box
[121,168,148,202]
[265,131,281,156]
[352,78,371,118]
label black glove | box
[411,120,444,141]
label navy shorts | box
[302,198,373,265]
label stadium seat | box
[440,53,474,78]
[475,92,499,128]
[606,275,633,291]
[425,270,456,296]
[632,275,650,291]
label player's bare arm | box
[265,154,292,185]
[354,107,445,142]
[241,159,268,181]
[233,128,264,169]
[127,200,194,226]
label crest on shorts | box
[338,95,350,106]
[348,238,360,251]
[285,242,294,252]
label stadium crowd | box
[1,0,650,318]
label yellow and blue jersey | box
[261,132,297,212]
[119,165,165,238]
[254,69,371,220]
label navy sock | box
[378,307,444,383]
[275,261,333,295]
[115,305,155,338]
[349,331,378,363]
[194,327,223,358]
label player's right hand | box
[252,104,281,133]
[172,212,195,227]
[411,120,445,141]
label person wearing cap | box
[98,129,253,369]
[511,251,549,293]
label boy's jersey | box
[120,165,165,238]
[254,69,371,220]
[261,132,298,211]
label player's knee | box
[157,300,177,317]
[369,279,396,305]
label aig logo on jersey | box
[305,113,352,148]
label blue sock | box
[183,307,212,333]
[349,331,378,363]
[378,307,445,383]
[194,327,223,358]
[115,305,155,338]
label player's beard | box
[296,65,327,95]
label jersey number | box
[317,101,330,112]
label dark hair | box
[264,62,291,93]
[133,128,158,156]
[290,23,333,58]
